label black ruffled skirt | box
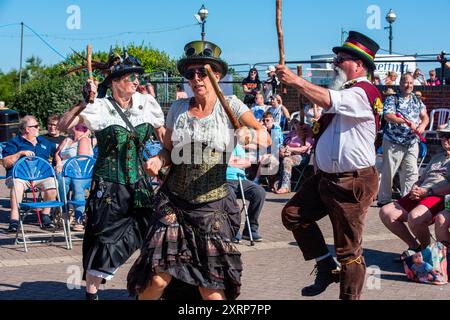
[127,188,243,300]
[82,179,153,282]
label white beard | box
[329,66,348,90]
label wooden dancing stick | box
[204,64,240,130]
[276,0,287,94]
[86,44,95,104]
[297,65,305,125]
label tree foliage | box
[0,43,179,124]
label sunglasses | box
[28,124,40,129]
[333,55,359,65]
[125,73,144,83]
[263,118,273,122]
[184,67,208,80]
[440,134,450,140]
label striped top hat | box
[333,31,379,71]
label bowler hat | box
[333,31,379,71]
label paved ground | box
[0,164,449,300]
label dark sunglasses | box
[440,134,450,140]
[28,124,40,129]
[333,55,358,65]
[184,67,208,80]
[125,73,144,83]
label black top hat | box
[332,31,379,70]
[101,50,144,86]
[177,40,228,79]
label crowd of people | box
[2,31,450,302]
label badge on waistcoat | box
[373,97,383,114]
[312,121,320,135]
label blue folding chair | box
[61,155,96,249]
[12,156,67,252]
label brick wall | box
[281,84,450,116]
[280,84,450,158]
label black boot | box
[85,292,99,300]
[301,256,340,296]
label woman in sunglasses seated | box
[58,50,165,300]
[379,124,450,259]
[127,40,270,300]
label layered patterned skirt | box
[127,188,243,300]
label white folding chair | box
[425,108,450,138]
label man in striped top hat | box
[276,31,381,300]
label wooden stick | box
[204,64,240,130]
[276,0,285,65]
[86,44,95,104]
[276,0,287,94]
[297,65,305,125]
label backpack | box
[403,242,448,285]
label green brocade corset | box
[93,123,154,185]
[166,143,229,204]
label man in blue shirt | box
[250,93,268,122]
[226,144,265,242]
[2,115,57,232]
[252,111,283,185]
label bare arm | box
[57,101,86,132]
[276,65,331,109]
[77,136,92,156]
[154,126,166,143]
[228,155,251,169]
[384,113,406,124]
[54,138,69,173]
[417,108,430,134]
[3,150,33,169]
[238,111,271,148]
[282,106,291,121]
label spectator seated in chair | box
[54,123,94,232]
[251,111,284,188]
[2,115,57,232]
[275,120,314,194]
[226,144,265,242]
[379,123,450,259]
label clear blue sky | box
[0,0,449,73]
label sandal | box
[71,223,85,232]
[276,188,290,194]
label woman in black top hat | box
[127,40,270,300]
[58,50,165,300]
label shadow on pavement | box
[0,281,131,300]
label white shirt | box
[166,95,249,151]
[80,92,165,131]
[315,77,376,173]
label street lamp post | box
[385,9,397,54]
[197,4,208,41]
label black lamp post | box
[385,9,397,54]
[197,5,208,41]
